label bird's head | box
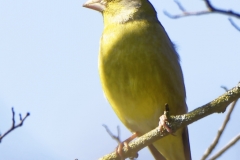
[83,0,157,24]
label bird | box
[83,0,191,159]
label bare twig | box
[164,0,240,30]
[163,9,211,19]
[220,85,229,92]
[103,125,121,144]
[228,18,240,31]
[164,0,240,19]
[164,0,212,19]
[173,0,186,12]
[205,0,240,18]
[209,133,240,160]
[99,83,240,160]
[0,107,30,143]
[201,100,238,160]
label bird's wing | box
[183,127,192,160]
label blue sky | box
[0,0,239,159]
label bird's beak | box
[83,0,106,12]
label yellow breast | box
[99,20,186,133]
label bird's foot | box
[116,132,138,160]
[159,114,172,133]
[158,104,174,134]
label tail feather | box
[148,144,166,160]
[148,127,191,160]
[182,127,192,160]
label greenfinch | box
[83,0,191,159]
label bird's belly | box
[99,53,173,133]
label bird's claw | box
[159,114,172,133]
[159,104,175,135]
[115,132,138,160]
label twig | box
[209,133,240,160]
[173,0,186,12]
[201,100,238,160]
[205,0,240,18]
[103,125,121,144]
[0,107,30,143]
[164,0,240,19]
[164,0,240,30]
[220,85,229,92]
[163,9,210,19]
[99,83,240,160]
[228,18,240,31]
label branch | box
[164,0,240,19]
[164,0,240,30]
[205,0,240,18]
[0,107,30,143]
[201,99,238,160]
[209,133,240,160]
[99,82,240,160]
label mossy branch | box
[99,82,240,160]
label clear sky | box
[0,0,239,160]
